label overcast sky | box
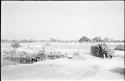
[1,1,124,40]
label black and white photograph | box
[1,1,124,81]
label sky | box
[1,1,124,40]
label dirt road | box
[1,54,124,81]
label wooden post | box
[103,54,105,58]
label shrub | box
[114,45,124,51]
[36,50,46,61]
[91,45,115,58]
[91,45,99,56]
[91,45,105,58]
[3,50,37,64]
[11,43,21,49]
[79,36,90,43]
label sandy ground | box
[1,54,124,81]
[1,42,124,81]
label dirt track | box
[1,42,124,80]
[1,54,124,81]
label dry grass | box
[114,45,124,51]
[1,42,124,68]
[2,49,67,67]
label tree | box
[122,40,125,42]
[92,37,102,42]
[50,38,56,42]
[103,37,110,42]
[110,39,114,42]
[79,36,90,43]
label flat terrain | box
[1,42,124,80]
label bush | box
[72,52,79,57]
[11,43,21,49]
[114,45,124,51]
[91,45,99,56]
[36,50,46,60]
[3,50,37,64]
[91,45,104,58]
[79,36,90,43]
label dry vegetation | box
[1,42,124,66]
[114,45,124,51]
[1,42,124,80]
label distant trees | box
[49,38,64,42]
[41,36,124,43]
[79,36,90,43]
[50,38,56,42]
[122,40,125,42]
[92,37,102,42]
[103,37,110,42]
[1,37,124,43]
[110,39,123,43]
[78,36,123,43]
[1,39,38,43]
[1,39,9,43]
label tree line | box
[79,36,124,43]
[1,36,124,43]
